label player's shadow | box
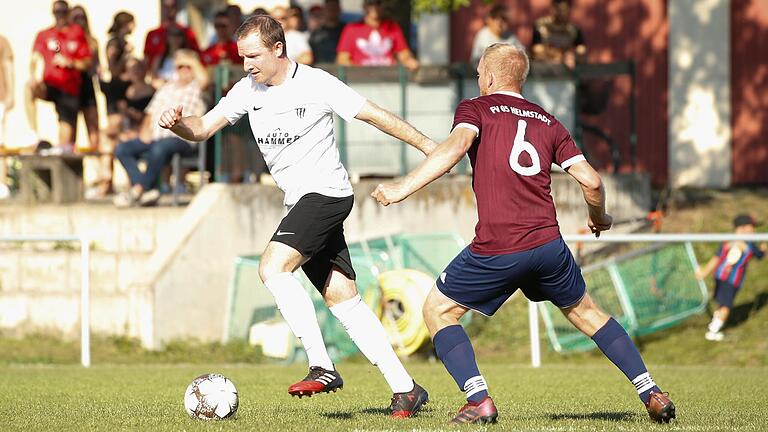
[727,292,768,329]
[360,406,433,416]
[359,407,392,416]
[548,411,635,422]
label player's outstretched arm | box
[695,256,719,280]
[355,100,438,156]
[371,127,474,206]
[565,160,613,237]
[158,104,230,142]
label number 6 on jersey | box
[509,119,541,176]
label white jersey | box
[210,63,366,205]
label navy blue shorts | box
[436,237,586,316]
[713,279,738,308]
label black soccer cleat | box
[288,366,343,398]
[646,391,676,423]
[390,381,429,418]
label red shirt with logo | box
[336,20,408,66]
[33,25,91,96]
[201,40,242,66]
[143,24,200,66]
[452,91,585,255]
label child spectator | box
[696,214,767,341]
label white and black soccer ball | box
[184,373,239,420]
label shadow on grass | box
[727,291,768,329]
[321,412,354,420]
[548,411,636,421]
[360,407,390,416]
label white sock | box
[708,317,724,333]
[264,272,334,370]
[330,295,414,393]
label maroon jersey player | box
[373,43,675,425]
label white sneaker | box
[705,331,724,341]
[113,190,140,208]
[139,189,161,207]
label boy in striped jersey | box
[696,214,766,341]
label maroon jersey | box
[452,91,584,255]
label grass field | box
[3,362,767,431]
[3,189,768,430]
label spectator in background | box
[113,49,206,208]
[252,7,268,16]
[144,0,200,69]
[226,4,244,30]
[336,0,419,71]
[28,0,92,153]
[0,34,13,151]
[309,0,346,64]
[696,214,767,342]
[470,4,523,65]
[307,4,324,32]
[531,0,586,68]
[272,6,313,65]
[101,12,134,145]
[201,11,242,67]
[150,25,193,86]
[0,34,10,198]
[69,5,100,153]
[119,57,155,141]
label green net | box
[539,242,708,352]
[225,232,466,361]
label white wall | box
[668,0,731,187]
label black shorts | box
[41,85,79,126]
[100,78,130,114]
[713,279,738,308]
[272,193,356,291]
[79,73,98,109]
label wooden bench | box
[17,154,85,204]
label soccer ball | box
[184,373,239,420]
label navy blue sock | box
[433,324,489,403]
[592,318,661,404]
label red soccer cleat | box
[390,382,429,418]
[288,366,343,398]
[646,391,676,423]
[450,396,498,424]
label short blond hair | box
[482,43,530,87]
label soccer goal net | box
[534,233,768,360]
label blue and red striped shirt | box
[713,242,764,288]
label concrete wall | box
[0,204,182,344]
[669,0,731,187]
[0,174,649,348]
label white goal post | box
[526,233,768,368]
[0,234,91,367]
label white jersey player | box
[158,14,433,417]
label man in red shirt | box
[201,11,242,67]
[143,0,200,68]
[372,43,676,425]
[336,0,418,70]
[29,0,91,150]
